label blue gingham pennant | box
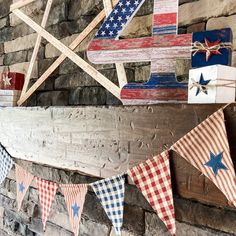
[91,174,125,235]
[0,143,14,184]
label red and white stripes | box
[172,109,236,206]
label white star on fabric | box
[2,75,12,86]
[134,0,139,6]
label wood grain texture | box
[0,105,235,208]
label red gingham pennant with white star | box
[127,151,176,236]
[36,177,58,231]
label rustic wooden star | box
[204,38,222,61]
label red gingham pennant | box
[60,184,88,236]
[127,151,176,236]
[172,109,236,207]
[15,164,34,211]
[36,177,58,231]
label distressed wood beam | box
[0,105,235,208]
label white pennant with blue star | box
[15,164,34,211]
[91,175,126,236]
[60,184,88,236]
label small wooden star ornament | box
[2,75,12,87]
[204,38,222,62]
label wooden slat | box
[10,0,37,11]
[20,0,53,99]
[0,104,235,208]
[87,34,192,64]
[13,8,121,100]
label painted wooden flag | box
[36,178,58,231]
[0,143,14,185]
[127,151,176,236]
[0,73,25,90]
[172,109,236,207]
[91,175,125,236]
[15,164,34,211]
[60,184,88,236]
[95,0,145,40]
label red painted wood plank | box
[120,88,188,101]
[88,34,192,51]
[153,13,177,27]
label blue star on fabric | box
[204,151,228,176]
[196,73,211,96]
[18,182,25,193]
[72,203,80,218]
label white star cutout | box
[2,75,12,87]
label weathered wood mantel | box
[0,105,236,209]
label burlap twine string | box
[190,78,236,93]
[191,41,233,56]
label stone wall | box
[0,0,236,235]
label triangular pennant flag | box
[172,109,236,207]
[127,151,176,236]
[36,177,58,230]
[60,184,87,236]
[0,143,14,185]
[91,175,125,235]
[15,164,34,211]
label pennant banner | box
[15,164,34,211]
[127,151,176,236]
[60,184,87,236]
[36,178,58,230]
[172,109,236,206]
[0,143,14,185]
[91,175,125,236]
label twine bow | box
[191,38,232,61]
[190,78,236,94]
[190,78,209,93]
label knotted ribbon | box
[191,41,232,59]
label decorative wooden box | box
[188,65,236,104]
[0,72,25,90]
[0,73,24,107]
[0,90,21,107]
[191,28,233,68]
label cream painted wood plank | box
[20,0,53,98]
[10,0,37,11]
